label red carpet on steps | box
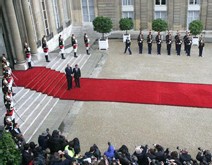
[13,67,212,108]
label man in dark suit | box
[73,64,81,88]
[65,64,73,90]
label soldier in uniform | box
[166,32,172,55]
[198,35,205,57]
[72,35,78,58]
[59,36,66,59]
[84,33,91,55]
[24,42,32,69]
[124,37,132,55]
[4,90,14,110]
[155,31,162,55]
[175,30,179,52]
[137,32,144,54]
[147,31,153,54]
[176,33,183,56]
[73,64,81,88]
[186,34,192,56]
[183,31,189,52]
[42,35,50,62]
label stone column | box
[4,0,27,70]
[58,0,65,27]
[22,0,38,54]
[30,0,45,42]
[46,0,57,35]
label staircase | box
[0,25,106,143]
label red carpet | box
[13,67,212,108]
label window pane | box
[161,0,166,5]
[156,0,160,5]
[190,0,194,4]
[122,0,127,5]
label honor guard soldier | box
[176,33,183,56]
[186,34,192,56]
[24,42,32,69]
[124,37,132,55]
[84,33,91,55]
[59,36,66,59]
[166,32,172,55]
[72,35,78,58]
[137,32,144,54]
[5,107,15,124]
[2,54,10,68]
[175,30,179,52]
[147,31,153,54]
[4,90,14,110]
[183,31,189,52]
[198,35,205,57]
[155,31,162,55]
[42,35,50,62]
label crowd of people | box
[124,31,205,57]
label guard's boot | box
[61,53,66,59]
[74,52,78,58]
[45,55,50,62]
[86,50,90,55]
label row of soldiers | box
[125,31,205,57]
[41,33,91,61]
[2,54,25,147]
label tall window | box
[122,0,134,5]
[63,0,69,22]
[41,0,50,35]
[155,0,166,5]
[189,0,200,5]
[187,0,200,29]
[29,0,38,41]
[122,0,134,19]
[155,11,167,20]
[154,0,167,20]
[52,0,60,28]
[82,0,95,22]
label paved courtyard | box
[62,39,212,157]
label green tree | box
[0,129,21,165]
[152,19,168,32]
[189,20,203,36]
[93,16,113,40]
[119,18,134,34]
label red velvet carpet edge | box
[13,67,212,108]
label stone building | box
[0,0,212,70]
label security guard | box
[84,33,91,55]
[59,36,66,59]
[176,33,183,56]
[186,34,192,56]
[42,35,50,62]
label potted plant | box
[119,18,134,42]
[93,16,113,50]
[189,20,203,46]
[0,129,21,164]
[152,18,168,39]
